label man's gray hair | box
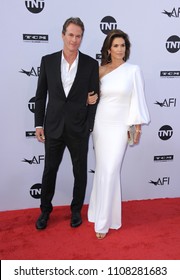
[62,17,85,35]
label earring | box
[107,53,111,63]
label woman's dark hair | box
[101,29,131,66]
[62,17,85,36]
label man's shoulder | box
[42,51,61,60]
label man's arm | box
[34,56,48,128]
[87,61,100,131]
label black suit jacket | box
[35,51,99,138]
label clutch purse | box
[127,125,135,146]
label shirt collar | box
[61,51,79,65]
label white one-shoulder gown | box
[88,62,150,234]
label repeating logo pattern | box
[160,71,180,78]
[158,125,173,141]
[154,98,176,107]
[162,7,180,18]
[149,177,170,186]
[23,34,48,43]
[19,67,40,77]
[30,184,42,199]
[17,6,179,202]
[166,35,180,53]
[25,0,45,14]
[28,97,36,113]
[100,16,117,34]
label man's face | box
[62,23,83,53]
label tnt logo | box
[30,184,41,199]
[158,125,173,140]
[166,35,180,53]
[100,16,117,34]
[25,0,45,14]
[28,97,35,113]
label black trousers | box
[40,128,90,214]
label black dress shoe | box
[71,212,82,227]
[36,212,50,230]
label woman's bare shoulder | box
[99,65,107,79]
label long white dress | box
[88,62,150,234]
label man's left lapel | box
[67,52,84,98]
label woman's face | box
[109,37,126,61]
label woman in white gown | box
[88,29,150,239]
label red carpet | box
[0,198,180,260]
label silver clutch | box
[127,125,135,146]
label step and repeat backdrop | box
[0,0,179,211]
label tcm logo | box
[25,0,45,14]
[149,177,170,186]
[100,16,117,34]
[154,98,176,107]
[26,131,36,137]
[28,97,35,113]
[30,184,41,199]
[96,54,102,60]
[162,7,180,18]
[19,67,40,77]
[23,34,48,43]
[154,155,174,162]
[158,125,173,140]
[22,155,44,164]
[166,35,180,53]
[160,71,180,78]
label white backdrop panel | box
[0,0,179,211]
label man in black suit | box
[35,17,99,230]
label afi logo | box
[22,155,44,164]
[30,184,41,199]
[100,16,117,34]
[149,177,170,186]
[166,35,180,53]
[25,0,45,14]
[154,98,176,107]
[28,97,35,113]
[19,67,40,77]
[89,169,95,173]
[162,7,180,17]
[158,125,173,140]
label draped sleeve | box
[127,65,150,125]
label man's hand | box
[35,127,45,143]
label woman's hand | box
[133,125,141,144]
[87,91,98,105]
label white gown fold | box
[88,62,150,234]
